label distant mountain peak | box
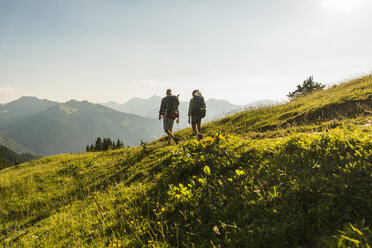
[19,96,38,100]
[149,95,161,100]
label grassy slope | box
[0,76,371,247]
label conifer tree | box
[287,76,325,100]
[95,137,103,151]
[116,138,123,149]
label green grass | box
[0,75,371,247]
[170,75,371,141]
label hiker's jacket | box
[159,97,167,116]
[159,95,179,116]
[188,95,205,116]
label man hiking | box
[188,90,206,140]
[159,89,180,144]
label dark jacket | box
[159,95,179,117]
[188,95,205,116]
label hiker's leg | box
[166,130,176,139]
[192,124,198,135]
[164,117,173,143]
[197,121,203,140]
[197,121,201,134]
[166,119,177,140]
[191,116,199,135]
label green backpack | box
[193,96,206,118]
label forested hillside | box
[0,145,36,170]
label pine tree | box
[95,137,103,151]
[86,145,90,152]
[116,138,123,149]
[287,76,325,100]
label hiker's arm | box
[159,98,166,120]
[188,100,193,124]
[188,99,193,117]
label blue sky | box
[0,0,371,104]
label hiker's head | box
[192,90,199,96]
[166,89,172,96]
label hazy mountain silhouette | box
[0,131,32,154]
[2,98,163,155]
[0,96,57,128]
[103,95,162,118]
[102,96,277,128]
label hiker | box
[188,90,206,140]
[159,89,180,144]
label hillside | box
[3,100,163,155]
[0,132,32,154]
[0,145,36,170]
[0,75,371,247]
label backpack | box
[166,95,179,119]
[193,96,206,118]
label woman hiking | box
[188,90,206,141]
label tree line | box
[0,145,35,170]
[86,137,125,152]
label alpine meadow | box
[0,75,371,247]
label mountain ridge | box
[101,96,277,127]
[1,99,163,155]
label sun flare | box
[322,0,357,14]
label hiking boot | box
[174,137,180,144]
[198,133,203,140]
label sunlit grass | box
[0,75,371,247]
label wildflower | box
[213,226,221,235]
[175,194,181,199]
[148,240,153,243]
[130,221,134,224]
[161,207,165,212]
[157,221,161,225]
[153,209,156,212]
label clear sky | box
[0,0,371,105]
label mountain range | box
[0,96,275,156]
[102,95,276,128]
[0,97,163,155]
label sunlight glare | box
[322,0,358,15]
